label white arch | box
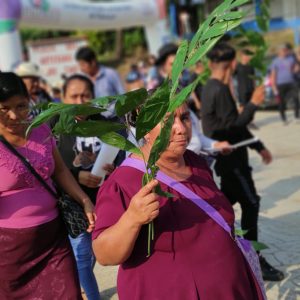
[0,0,170,71]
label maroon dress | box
[92,150,263,300]
[0,125,81,299]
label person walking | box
[270,44,300,124]
[57,74,118,300]
[0,72,95,299]
[235,49,259,129]
[14,62,52,117]
[75,46,125,119]
[235,49,255,109]
[201,42,284,282]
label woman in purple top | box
[92,102,264,299]
[0,72,96,299]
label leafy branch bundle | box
[27,0,250,256]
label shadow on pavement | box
[255,113,280,127]
[260,175,300,211]
[100,287,117,300]
[259,213,300,300]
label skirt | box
[0,217,82,300]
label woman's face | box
[63,79,93,104]
[146,103,192,157]
[0,95,30,135]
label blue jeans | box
[69,232,100,300]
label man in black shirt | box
[235,49,255,107]
[201,43,284,282]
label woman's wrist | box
[123,210,142,231]
[81,196,92,206]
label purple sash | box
[121,157,267,299]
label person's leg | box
[283,83,300,120]
[232,168,260,241]
[220,168,259,241]
[291,84,300,119]
[69,232,101,300]
[277,85,287,122]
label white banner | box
[20,0,160,30]
[0,0,170,71]
[28,37,87,84]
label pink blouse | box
[0,124,58,228]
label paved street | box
[93,110,300,300]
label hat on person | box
[52,79,64,90]
[155,43,178,66]
[15,62,41,78]
[126,70,142,83]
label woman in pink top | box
[0,72,95,299]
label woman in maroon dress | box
[92,103,264,300]
[0,72,95,299]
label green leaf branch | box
[27,0,250,257]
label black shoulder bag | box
[0,135,89,238]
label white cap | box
[15,62,41,78]
[52,80,64,89]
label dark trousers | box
[220,167,260,242]
[238,91,253,106]
[277,83,300,121]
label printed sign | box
[27,37,87,84]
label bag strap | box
[121,157,233,236]
[122,158,268,300]
[0,135,58,199]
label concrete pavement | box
[93,110,300,300]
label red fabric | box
[93,150,263,300]
[0,218,82,299]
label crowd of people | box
[1,39,295,299]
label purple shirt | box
[0,125,58,228]
[93,151,263,300]
[271,55,296,85]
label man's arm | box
[243,128,272,164]
[270,68,278,96]
[206,85,260,131]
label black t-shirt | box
[201,78,264,174]
[235,63,255,103]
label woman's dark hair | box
[207,43,236,63]
[62,74,95,98]
[0,72,29,102]
[75,46,97,63]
